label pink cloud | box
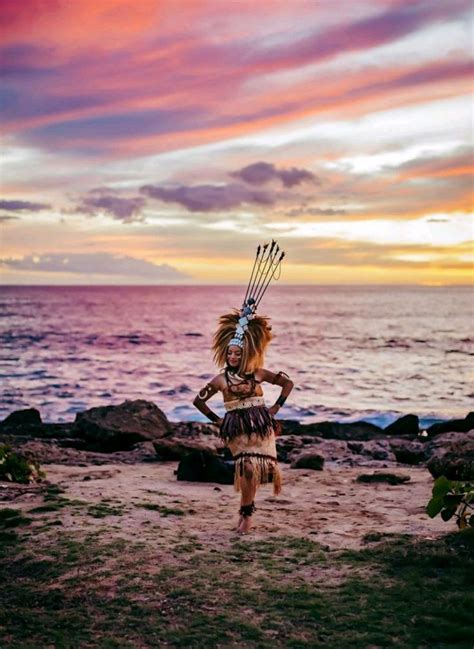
[231,162,319,187]
[1,0,471,160]
[76,192,146,222]
[140,182,275,212]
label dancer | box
[193,241,294,534]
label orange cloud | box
[1,0,162,52]
[396,150,474,180]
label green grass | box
[26,484,88,515]
[0,521,472,648]
[87,502,126,518]
[0,507,33,528]
[136,502,186,516]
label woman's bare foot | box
[237,515,253,534]
[236,501,256,533]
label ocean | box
[1,285,472,429]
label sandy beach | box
[2,432,473,648]
[3,458,449,552]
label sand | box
[2,459,449,553]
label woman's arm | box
[255,368,294,417]
[192,375,224,424]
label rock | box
[347,441,363,453]
[350,439,395,461]
[390,439,428,465]
[1,408,42,427]
[276,435,312,463]
[426,412,474,437]
[384,414,419,437]
[0,422,75,439]
[153,436,219,461]
[281,419,383,440]
[169,421,220,437]
[153,420,223,460]
[308,439,350,463]
[426,430,474,480]
[56,438,90,450]
[356,472,411,485]
[176,450,234,484]
[426,430,472,451]
[291,452,325,471]
[286,437,397,467]
[280,420,305,435]
[74,400,171,451]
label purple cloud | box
[76,193,146,222]
[232,0,472,70]
[231,162,319,188]
[0,252,189,280]
[0,199,50,211]
[140,182,274,212]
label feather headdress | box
[212,240,285,374]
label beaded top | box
[224,396,266,411]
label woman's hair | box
[212,309,273,374]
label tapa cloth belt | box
[224,396,266,412]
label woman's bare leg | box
[237,461,257,533]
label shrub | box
[0,444,45,484]
[427,475,474,529]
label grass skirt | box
[220,406,282,495]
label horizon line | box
[1,283,472,289]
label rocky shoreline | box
[1,400,473,484]
[1,398,472,649]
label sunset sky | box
[1,0,473,285]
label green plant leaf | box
[440,507,456,522]
[426,496,444,518]
[431,476,451,498]
[444,494,463,506]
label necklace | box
[225,368,255,395]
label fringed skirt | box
[220,399,282,496]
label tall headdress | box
[213,240,285,374]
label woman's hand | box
[268,404,280,417]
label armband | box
[198,383,216,400]
[276,395,287,407]
[272,371,290,385]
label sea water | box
[1,285,472,428]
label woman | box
[193,308,294,535]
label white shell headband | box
[229,240,285,348]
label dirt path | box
[7,460,448,552]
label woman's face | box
[226,345,242,368]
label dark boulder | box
[389,439,428,465]
[287,437,396,467]
[356,472,411,485]
[281,419,383,441]
[169,421,220,437]
[1,408,42,428]
[426,431,474,480]
[350,439,394,461]
[74,400,171,452]
[427,412,474,437]
[291,452,325,471]
[276,435,314,463]
[0,419,75,440]
[280,420,304,435]
[153,436,220,461]
[384,414,419,437]
[176,450,234,484]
